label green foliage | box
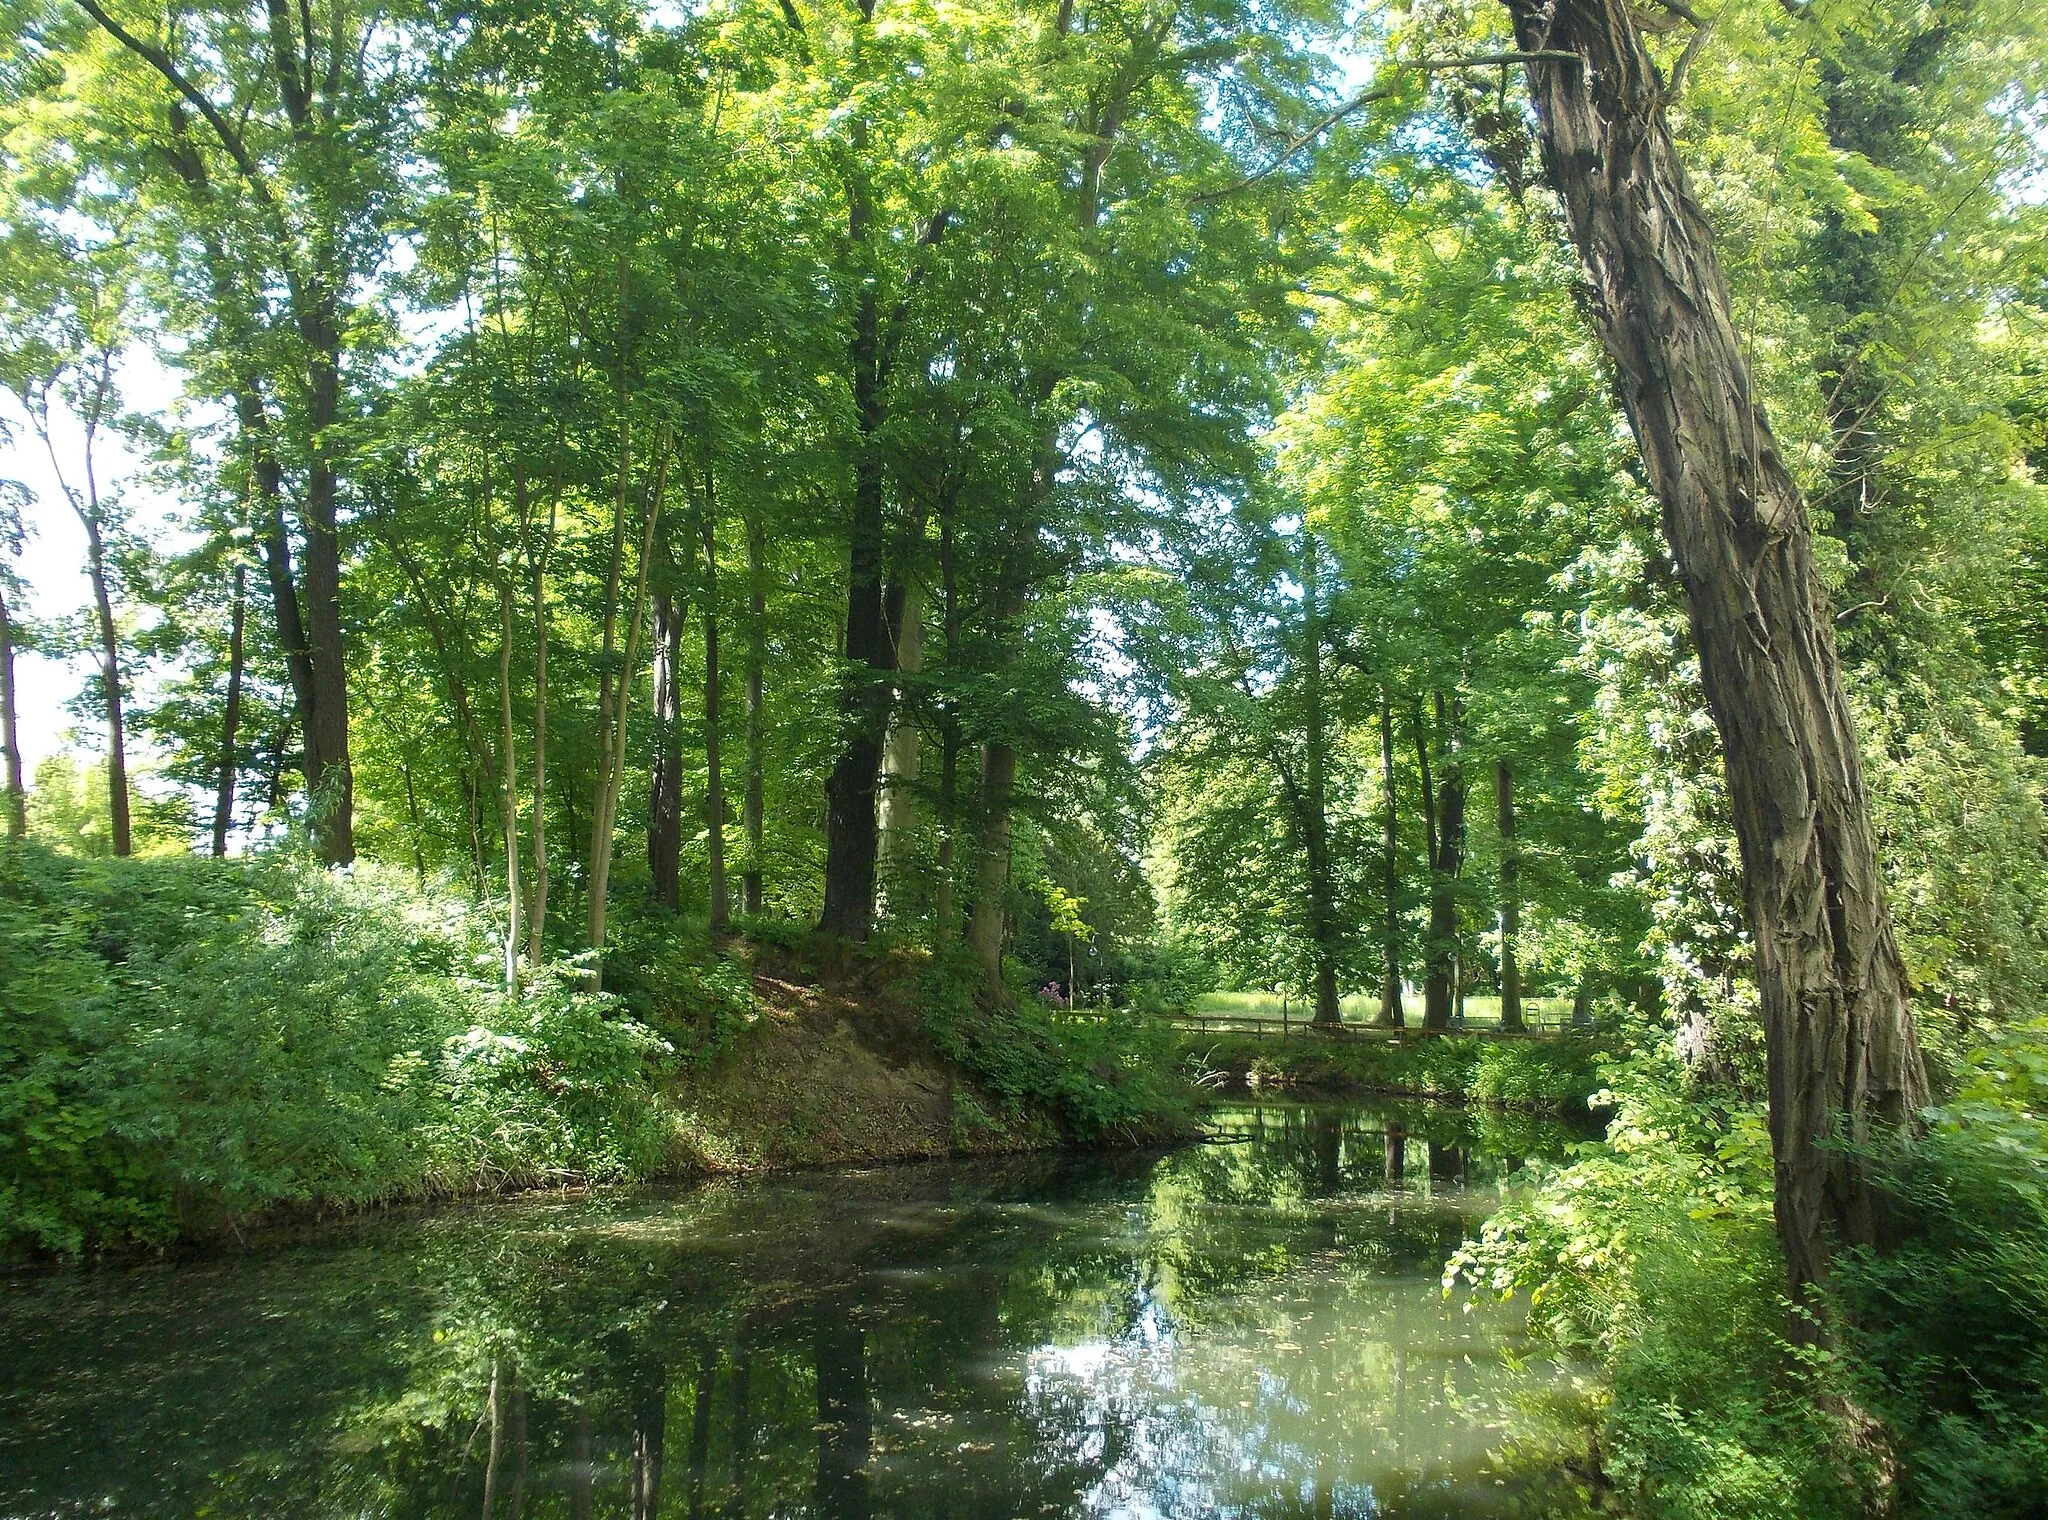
[1831,1028,2048,1518]
[599,908,758,1069]
[1188,1031,1604,1112]
[1449,1052,1868,1520]
[0,843,684,1255]
[918,948,1191,1142]
[1452,1035,2048,1520]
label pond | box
[0,1101,1597,1519]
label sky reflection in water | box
[0,1100,1596,1519]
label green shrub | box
[1832,1026,2048,1518]
[1449,1051,1872,1520]
[919,949,1191,1141]
[601,909,757,1068]
[0,843,684,1255]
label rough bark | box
[1509,0,1930,1299]
[1377,689,1404,1027]
[211,563,247,856]
[1496,757,1523,1030]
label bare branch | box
[1191,52,1581,203]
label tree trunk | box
[1496,758,1523,1031]
[1414,697,1459,1031]
[299,301,353,864]
[527,492,554,966]
[818,259,891,940]
[588,431,665,989]
[211,563,247,857]
[0,578,22,839]
[79,505,131,857]
[742,502,766,917]
[1301,535,1341,1028]
[649,576,685,912]
[496,580,522,995]
[931,499,963,947]
[701,484,729,934]
[876,580,925,917]
[966,740,1016,986]
[1509,0,1930,1301]
[1377,689,1404,1027]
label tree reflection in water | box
[0,1102,1598,1520]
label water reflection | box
[0,1101,1594,1519]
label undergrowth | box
[0,843,696,1256]
[918,947,1193,1142]
[1449,1037,2048,1520]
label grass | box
[1187,989,1579,1031]
[1180,1027,1610,1111]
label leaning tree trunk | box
[1508,0,1929,1302]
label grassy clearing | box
[1182,1027,1609,1112]
[1187,989,1580,1030]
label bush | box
[1832,1027,2048,1518]
[918,948,1192,1141]
[1449,1051,1872,1520]
[0,843,685,1255]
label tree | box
[0,223,134,855]
[1506,0,1930,1303]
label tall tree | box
[1507,0,1931,1302]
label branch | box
[1191,52,1581,202]
[69,0,273,208]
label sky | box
[1,347,189,778]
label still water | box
[0,1102,1596,1520]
